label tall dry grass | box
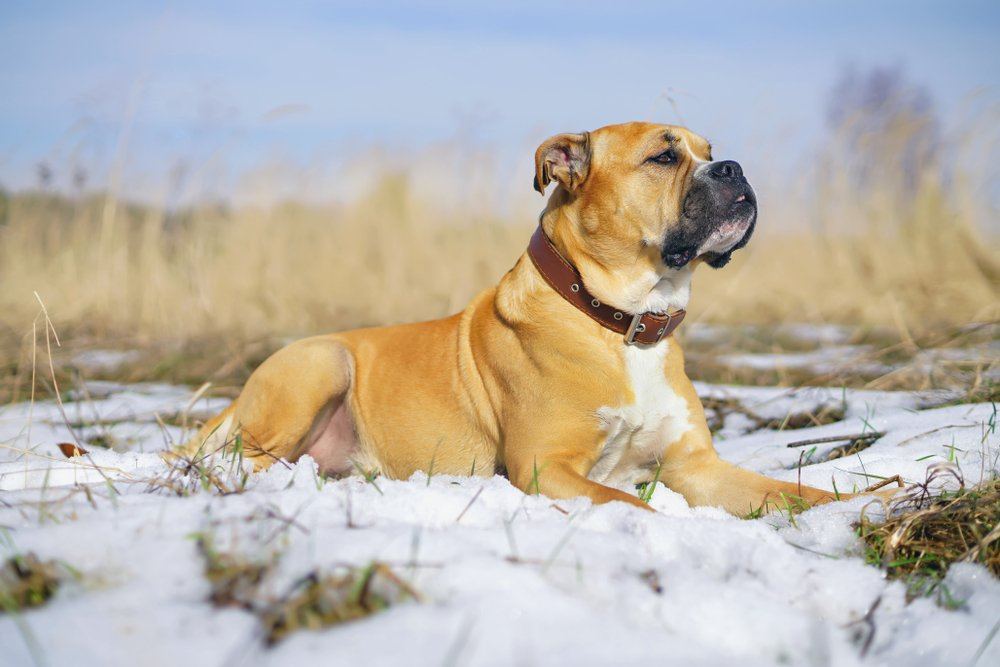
[0,174,530,342]
[0,119,997,358]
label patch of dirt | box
[194,532,419,646]
[0,553,66,613]
[261,564,420,645]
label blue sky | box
[1,0,997,199]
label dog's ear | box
[533,132,591,194]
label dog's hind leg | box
[170,336,358,473]
[168,402,237,461]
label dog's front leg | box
[659,380,897,515]
[504,421,652,510]
[507,456,652,510]
[659,432,847,516]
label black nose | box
[708,160,743,182]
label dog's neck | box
[541,211,694,316]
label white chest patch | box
[589,341,692,487]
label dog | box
[175,121,897,515]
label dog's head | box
[533,122,756,303]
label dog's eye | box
[648,149,677,165]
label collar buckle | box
[625,312,672,345]
[624,313,646,345]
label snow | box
[694,381,959,439]
[716,346,892,375]
[70,350,143,373]
[686,322,997,387]
[1,379,998,666]
[683,323,855,346]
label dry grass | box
[1,169,995,346]
[0,179,528,342]
[857,474,1000,605]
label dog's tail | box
[163,402,237,464]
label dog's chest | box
[589,342,692,486]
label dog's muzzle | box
[661,160,757,269]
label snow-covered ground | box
[1,379,998,666]
[715,346,892,376]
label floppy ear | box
[533,132,591,194]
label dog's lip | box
[731,189,756,210]
[730,202,754,216]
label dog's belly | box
[589,342,692,487]
[304,398,365,476]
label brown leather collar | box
[527,225,686,345]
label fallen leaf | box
[57,442,89,458]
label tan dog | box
[177,121,892,515]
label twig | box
[797,450,805,496]
[787,431,885,448]
[862,475,904,492]
[845,595,882,659]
